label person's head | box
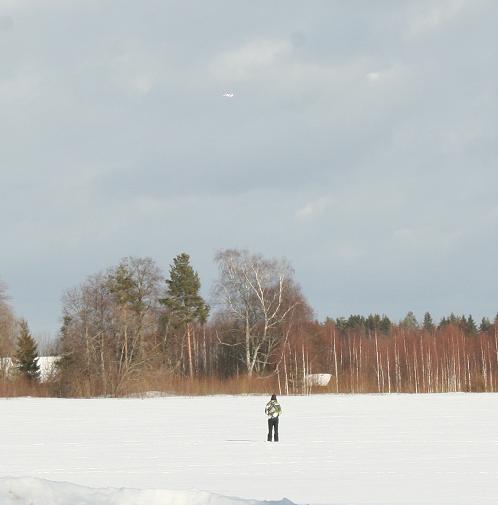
[271,394,277,401]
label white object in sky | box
[222,91,234,97]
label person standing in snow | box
[265,394,282,442]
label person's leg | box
[267,418,273,441]
[274,417,279,442]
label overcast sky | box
[1,0,497,336]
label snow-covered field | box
[1,394,498,505]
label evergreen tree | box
[13,319,40,381]
[160,253,209,378]
[480,317,491,333]
[335,317,348,332]
[366,314,381,336]
[161,253,209,325]
[401,311,418,329]
[379,315,392,335]
[466,314,477,335]
[423,312,435,332]
[438,316,448,328]
[457,315,468,333]
[347,314,366,332]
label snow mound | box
[0,478,296,505]
[126,390,169,398]
[305,373,331,386]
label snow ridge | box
[0,477,296,505]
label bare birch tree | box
[213,249,302,376]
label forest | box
[1,250,497,396]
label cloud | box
[296,196,333,221]
[211,38,292,83]
[1,0,498,333]
[392,226,464,255]
[405,0,470,38]
[0,65,42,103]
[366,71,381,83]
[0,15,13,31]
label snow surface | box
[0,477,294,505]
[1,394,498,504]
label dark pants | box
[267,417,279,441]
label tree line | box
[1,250,497,396]
[0,281,41,385]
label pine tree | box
[160,253,209,379]
[366,314,381,336]
[438,316,448,328]
[14,319,40,381]
[379,315,391,335]
[347,314,366,332]
[401,311,418,329]
[466,314,477,335]
[480,317,491,333]
[335,317,348,332]
[423,312,435,332]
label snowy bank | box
[0,478,295,505]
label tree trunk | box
[245,314,252,377]
[187,323,194,380]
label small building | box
[0,356,59,382]
[305,373,332,387]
